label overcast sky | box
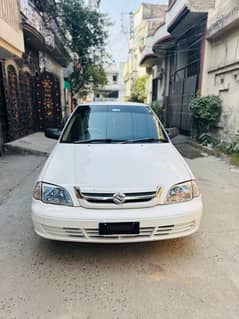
[100,0,168,63]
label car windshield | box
[60,105,168,144]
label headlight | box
[165,181,200,204]
[33,182,73,206]
[192,180,200,198]
[33,181,41,200]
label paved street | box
[0,146,239,319]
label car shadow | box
[35,235,197,267]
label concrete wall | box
[0,0,24,58]
[189,0,216,12]
[202,0,239,142]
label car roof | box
[78,102,149,107]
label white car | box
[32,102,202,243]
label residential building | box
[0,0,24,58]
[123,59,133,100]
[140,22,173,107]
[140,0,215,132]
[124,3,167,102]
[201,0,239,142]
[0,0,25,148]
[0,0,72,144]
[95,63,125,102]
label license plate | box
[99,222,140,235]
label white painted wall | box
[202,0,239,142]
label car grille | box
[42,221,196,241]
[80,191,156,204]
[74,188,160,209]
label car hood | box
[40,143,193,191]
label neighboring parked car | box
[32,102,202,243]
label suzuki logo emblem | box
[113,192,126,205]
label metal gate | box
[168,75,197,132]
[35,72,62,130]
[7,65,20,141]
[0,63,8,145]
[19,70,34,136]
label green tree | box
[128,76,148,103]
[190,95,222,140]
[56,0,109,97]
[151,101,164,122]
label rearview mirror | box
[45,128,61,140]
[165,127,179,139]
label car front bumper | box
[32,198,203,243]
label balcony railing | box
[20,0,57,48]
[20,0,44,34]
[49,18,71,54]
[20,0,72,61]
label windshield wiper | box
[74,139,117,144]
[120,138,168,144]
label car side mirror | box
[45,128,61,140]
[165,127,179,139]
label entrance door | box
[168,75,197,133]
[181,76,197,132]
[168,79,184,129]
[35,72,62,130]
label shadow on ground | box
[175,143,204,159]
[35,235,196,267]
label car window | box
[61,105,168,143]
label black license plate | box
[99,222,140,235]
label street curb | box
[187,140,216,156]
[4,144,49,157]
